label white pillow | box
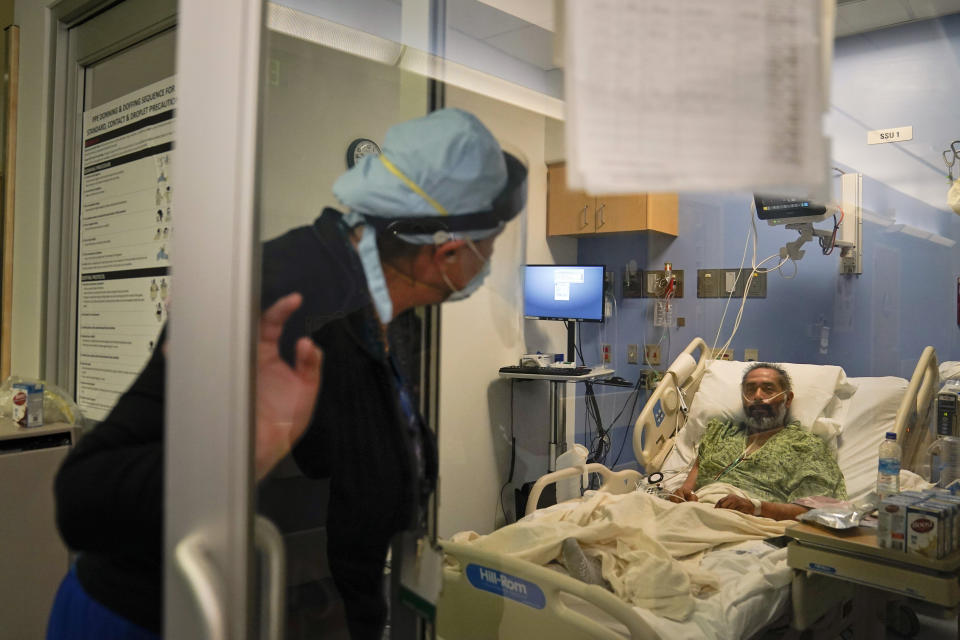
[673,360,857,465]
[833,376,907,502]
[940,361,960,382]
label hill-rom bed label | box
[466,564,546,609]
[808,562,837,574]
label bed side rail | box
[525,463,643,518]
[440,539,660,640]
[633,337,709,472]
[896,345,939,472]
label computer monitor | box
[754,194,832,225]
[523,265,605,322]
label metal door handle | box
[255,516,286,640]
[596,203,606,229]
[579,204,589,228]
[175,535,226,640]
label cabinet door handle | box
[596,203,606,229]
[580,205,589,228]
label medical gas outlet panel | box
[696,269,767,298]
[623,268,684,298]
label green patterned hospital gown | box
[693,418,847,503]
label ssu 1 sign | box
[867,126,913,145]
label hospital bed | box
[437,338,941,640]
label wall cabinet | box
[546,162,678,237]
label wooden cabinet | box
[547,162,678,237]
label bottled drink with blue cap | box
[877,431,901,500]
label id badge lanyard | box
[388,354,442,628]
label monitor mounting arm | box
[779,222,838,262]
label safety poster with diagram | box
[76,76,175,421]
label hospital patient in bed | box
[671,362,847,520]
[447,363,847,620]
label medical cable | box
[749,205,794,274]
[583,383,610,465]
[567,320,587,366]
[712,202,800,361]
[818,208,844,256]
[497,379,517,524]
[574,327,611,467]
[712,429,781,482]
[610,377,648,468]
[710,223,751,360]
[578,319,596,461]
[741,390,787,404]
[712,252,779,360]
[777,257,798,280]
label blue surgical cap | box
[333,108,514,242]
[333,109,526,323]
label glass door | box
[164,0,266,637]
[166,1,449,638]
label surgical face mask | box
[440,239,490,302]
[350,220,395,324]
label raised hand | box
[255,293,323,480]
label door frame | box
[45,0,176,401]
[164,0,264,637]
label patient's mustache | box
[746,403,773,415]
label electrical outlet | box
[699,269,766,298]
[711,348,734,361]
[744,348,759,362]
[601,343,612,365]
[644,344,661,366]
[697,269,721,297]
[627,344,639,364]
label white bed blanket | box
[562,540,793,640]
[450,491,791,621]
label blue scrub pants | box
[46,565,160,640]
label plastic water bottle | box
[555,444,589,502]
[877,432,901,500]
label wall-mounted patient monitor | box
[754,194,834,225]
[523,265,605,322]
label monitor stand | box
[567,322,576,362]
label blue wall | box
[572,15,960,467]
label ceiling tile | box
[903,0,960,19]
[838,0,912,32]
[835,0,960,36]
[483,24,556,70]
[446,0,530,40]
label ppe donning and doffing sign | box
[77,77,175,421]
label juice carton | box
[11,382,44,428]
[929,495,960,555]
[878,494,923,551]
[907,502,949,559]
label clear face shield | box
[438,236,492,301]
[361,147,530,318]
